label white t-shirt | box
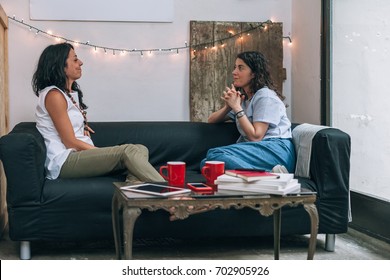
[35,86,94,179]
[229,87,292,142]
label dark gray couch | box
[0,121,351,259]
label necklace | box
[65,92,90,131]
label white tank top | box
[35,86,94,179]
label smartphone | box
[186,183,214,194]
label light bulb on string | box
[8,15,281,60]
[283,36,293,46]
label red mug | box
[201,161,225,191]
[159,161,186,188]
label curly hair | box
[236,51,285,101]
[32,43,87,110]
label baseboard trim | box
[349,190,390,243]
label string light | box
[283,36,293,46]
[8,16,292,57]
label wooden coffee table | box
[112,182,318,260]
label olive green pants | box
[60,144,164,182]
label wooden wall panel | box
[0,4,9,237]
[190,21,283,122]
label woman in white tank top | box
[33,43,164,183]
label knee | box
[206,147,224,160]
[135,144,149,156]
[123,144,148,159]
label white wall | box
[0,0,292,129]
[333,0,390,200]
[291,0,321,124]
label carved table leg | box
[303,203,319,260]
[273,208,281,260]
[112,194,122,260]
[123,207,142,260]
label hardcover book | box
[224,169,280,182]
[216,173,294,185]
[216,172,300,195]
[217,183,301,195]
[215,178,299,190]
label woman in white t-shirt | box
[33,43,164,182]
[200,51,296,172]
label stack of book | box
[215,169,300,195]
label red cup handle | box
[159,165,169,181]
[201,166,210,180]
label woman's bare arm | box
[45,89,95,150]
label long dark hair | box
[236,51,285,101]
[32,43,87,109]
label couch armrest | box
[309,128,351,199]
[0,131,46,206]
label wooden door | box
[0,4,9,236]
[189,21,284,122]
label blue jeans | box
[200,138,296,173]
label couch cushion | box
[90,122,240,172]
